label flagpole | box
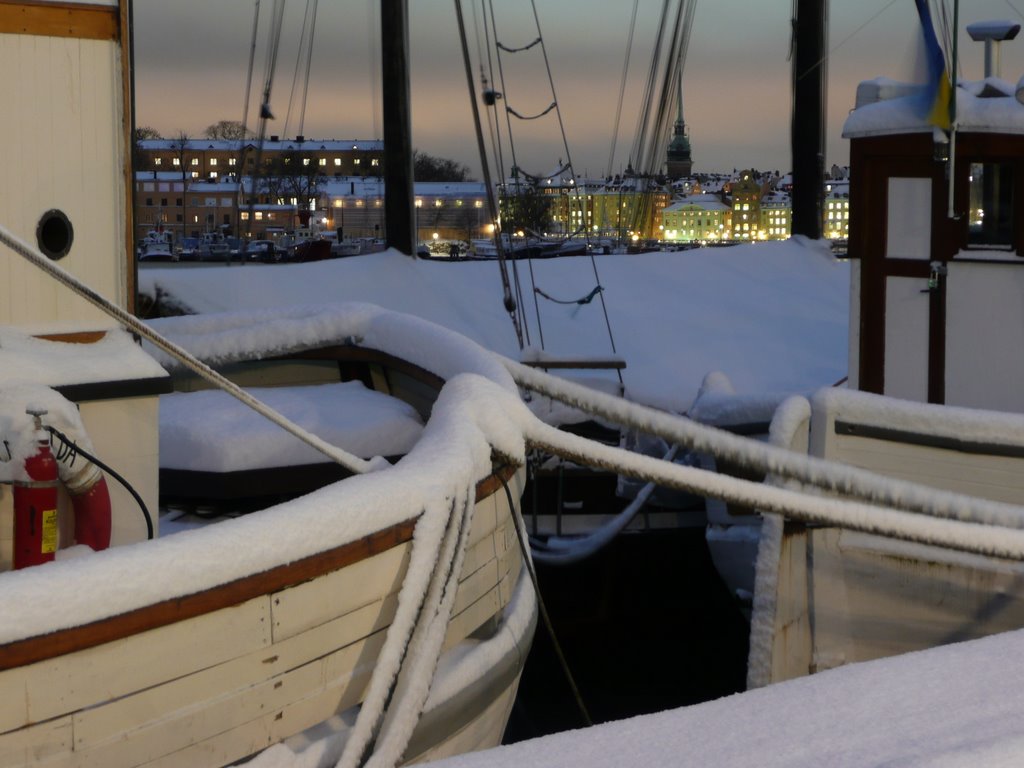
[947,0,959,219]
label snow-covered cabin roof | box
[843,76,1024,138]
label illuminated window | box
[319,158,327,166]
[371,159,379,167]
[228,158,237,166]
[172,158,180,167]
[191,158,199,166]
[255,212,263,220]
[302,158,311,166]
[334,158,342,166]
[210,171,218,178]
[155,158,162,166]
[415,199,423,208]
[241,211,249,220]
[354,159,361,165]
[210,158,218,166]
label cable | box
[499,474,592,728]
[45,426,154,541]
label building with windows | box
[316,178,490,243]
[824,179,850,240]
[660,194,730,243]
[728,170,764,240]
[760,191,793,240]
[135,137,384,180]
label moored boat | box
[0,4,536,767]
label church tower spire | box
[666,73,693,179]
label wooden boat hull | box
[0,466,532,767]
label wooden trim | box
[280,345,446,389]
[55,375,173,401]
[34,330,108,344]
[835,420,1024,458]
[0,519,418,671]
[121,0,135,314]
[0,464,516,671]
[0,1,119,40]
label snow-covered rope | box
[365,482,477,767]
[502,356,1024,531]
[0,223,383,476]
[531,443,680,565]
[421,373,1024,562]
[336,482,475,768]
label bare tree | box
[204,120,251,140]
[258,149,325,228]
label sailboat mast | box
[381,0,415,255]
[791,0,827,239]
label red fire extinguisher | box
[12,410,59,570]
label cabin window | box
[967,162,1013,248]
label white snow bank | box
[139,241,849,414]
[423,624,1024,768]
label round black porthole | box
[36,209,74,261]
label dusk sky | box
[133,1,1024,179]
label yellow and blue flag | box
[914,0,952,129]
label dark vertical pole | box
[791,0,826,239]
[381,0,415,255]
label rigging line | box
[534,285,604,306]
[241,0,260,136]
[487,0,539,345]
[528,0,620,357]
[244,0,287,240]
[496,36,541,53]
[476,3,529,345]
[297,0,319,138]
[607,0,639,178]
[369,1,381,140]
[0,222,381,476]
[628,0,672,173]
[796,0,901,82]
[455,0,523,349]
[1004,0,1024,23]
[507,102,558,120]
[283,0,316,138]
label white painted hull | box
[748,389,1024,687]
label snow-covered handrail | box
[0,223,384,476]
[502,356,1024,532]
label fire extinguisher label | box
[41,509,58,554]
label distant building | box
[729,170,764,240]
[660,195,729,243]
[824,179,850,240]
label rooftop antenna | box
[966,20,1020,78]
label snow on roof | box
[0,327,168,388]
[843,76,1024,138]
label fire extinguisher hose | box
[44,425,153,540]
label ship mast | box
[381,0,415,255]
[791,0,827,239]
